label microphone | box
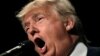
[0,40,34,56]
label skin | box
[22,5,78,56]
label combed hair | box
[16,0,85,36]
[16,0,76,21]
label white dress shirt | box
[70,42,88,56]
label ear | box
[64,16,75,31]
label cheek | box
[39,20,67,42]
[47,22,67,40]
[27,34,33,40]
[27,32,35,41]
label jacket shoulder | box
[87,46,100,56]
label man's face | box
[22,6,73,56]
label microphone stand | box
[0,40,34,56]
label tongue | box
[35,38,45,48]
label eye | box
[36,15,45,21]
[25,27,29,32]
[23,22,30,32]
[23,25,29,32]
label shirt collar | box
[70,42,88,56]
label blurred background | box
[0,0,100,55]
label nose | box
[30,27,39,36]
[28,24,39,36]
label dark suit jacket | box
[87,46,100,56]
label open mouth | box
[35,38,45,48]
[34,38,47,54]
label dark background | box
[0,0,100,55]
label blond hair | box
[16,0,77,21]
[16,0,86,39]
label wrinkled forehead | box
[23,5,52,19]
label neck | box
[66,34,80,56]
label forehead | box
[24,5,53,19]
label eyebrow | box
[32,12,43,18]
[22,21,30,28]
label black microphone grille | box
[18,40,35,49]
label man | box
[16,0,100,56]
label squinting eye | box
[23,22,30,32]
[38,17,43,20]
[37,15,44,21]
[25,27,29,32]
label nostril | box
[30,28,39,36]
[31,31,36,35]
[35,38,45,48]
